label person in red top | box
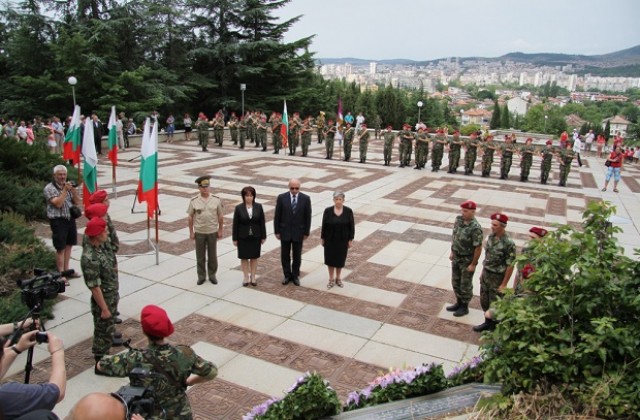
[602,146,624,193]
[560,130,568,149]
[596,134,606,158]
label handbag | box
[69,205,82,219]
[604,160,612,167]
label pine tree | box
[490,100,501,129]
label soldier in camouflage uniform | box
[398,123,414,167]
[97,304,218,420]
[538,139,554,184]
[211,112,224,147]
[414,127,430,169]
[300,118,313,157]
[373,114,383,139]
[238,116,247,149]
[447,131,463,173]
[316,111,325,144]
[257,115,268,151]
[499,135,517,179]
[342,122,355,161]
[288,116,298,155]
[464,132,480,175]
[271,114,281,154]
[431,129,447,172]
[81,217,119,361]
[473,212,516,332]
[518,137,535,182]
[246,112,255,144]
[480,134,497,177]
[195,113,209,152]
[382,125,395,166]
[357,123,370,163]
[447,200,483,317]
[557,142,575,187]
[228,112,238,145]
[324,120,336,159]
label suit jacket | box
[232,203,267,241]
[274,191,311,242]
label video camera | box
[17,269,69,309]
[113,367,156,419]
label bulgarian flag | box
[281,100,288,148]
[337,97,343,125]
[107,106,118,166]
[81,117,98,207]
[137,118,158,218]
[63,105,81,164]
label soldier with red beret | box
[431,129,447,172]
[382,125,395,166]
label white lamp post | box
[68,76,77,107]
[544,115,548,133]
[240,83,246,116]
[417,101,423,124]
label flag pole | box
[112,165,117,199]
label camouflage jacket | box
[81,240,118,296]
[99,343,217,420]
[383,131,395,146]
[451,216,483,256]
[483,233,516,274]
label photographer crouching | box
[0,322,66,420]
[95,305,217,420]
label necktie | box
[292,195,297,214]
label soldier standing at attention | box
[324,119,336,159]
[229,112,238,145]
[499,135,517,179]
[382,125,395,166]
[238,116,247,149]
[287,115,298,155]
[557,142,575,187]
[96,304,218,419]
[480,134,497,177]
[414,126,430,169]
[246,111,255,144]
[187,176,224,285]
[257,115,268,151]
[447,130,463,173]
[357,123,370,163]
[538,139,554,184]
[316,111,326,144]
[398,123,414,167]
[447,200,483,317]
[373,114,383,139]
[464,131,480,175]
[431,129,447,172]
[81,217,119,362]
[473,213,516,332]
[518,137,536,182]
[342,122,355,162]
[271,113,281,154]
[300,118,313,157]
[213,112,225,147]
[195,112,209,152]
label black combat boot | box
[473,317,494,332]
[453,303,469,317]
[446,299,461,312]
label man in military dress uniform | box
[431,129,447,172]
[480,134,497,177]
[195,113,209,151]
[187,176,224,285]
[448,130,463,173]
[473,212,516,332]
[447,200,483,317]
[463,131,480,175]
[382,125,395,166]
[538,139,554,184]
[357,123,370,163]
[81,217,120,361]
[97,304,218,420]
[518,137,535,182]
[557,142,575,187]
[324,119,336,159]
[212,112,225,147]
[342,122,355,161]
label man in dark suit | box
[274,178,312,286]
[92,113,103,155]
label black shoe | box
[209,278,218,285]
[453,305,469,317]
[292,276,300,286]
[114,317,123,324]
[415,166,421,170]
[473,317,493,332]
[282,277,291,285]
[273,151,278,154]
[446,300,461,312]
[94,355,105,364]
[197,278,205,285]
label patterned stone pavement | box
[5,133,640,419]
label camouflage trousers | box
[540,162,551,184]
[230,128,238,144]
[398,140,411,166]
[239,130,247,149]
[432,146,444,170]
[449,149,461,171]
[198,132,208,151]
[480,269,504,311]
[415,144,428,168]
[359,140,368,162]
[383,143,393,164]
[343,139,353,161]
[559,164,571,185]
[257,131,267,150]
[247,125,255,143]
[464,149,477,173]
[500,155,513,178]
[91,292,118,358]
[301,135,311,156]
[325,137,335,158]
[214,128,223,146]
[289,135,298,155]
[481,154,493,176]
[317,128,325,143]
[272,132,281,153]
[451,255,476,305]
[520,156,533,180]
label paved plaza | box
[6,133,640,419]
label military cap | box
[436,129,444,134]
[453,130,460,136]
[327,119,334,124]
[460,200,477,210]
[469,131,477,137]
[529,226,548,237]
[490,212,509,224]
[546,140,553,145]
[141,305,174,338]
[526,137,533,142]
[387,125,393,129]
[85,217,106,237]
[195,176,211,187]
[521,263,535,279]
[85,203,108,220]
[403,123,411,129]
[198,112,207,120]
[89,189,108,204]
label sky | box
[278,0,640,61]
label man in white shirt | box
[355,112,365,131]
[584,129,595,156]
[573,135,583,167]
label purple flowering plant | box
[446,355,485,386]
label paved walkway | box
[5,135,640,419]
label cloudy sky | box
[278,0,640,61]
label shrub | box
[481,201,640,418]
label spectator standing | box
[321,191,355,289]
[232,186,267,287]
[584,129,595,156]
[602,147,624,193]
[166,114,175,143]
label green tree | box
[500,105,510,129]
[489,100,500,129]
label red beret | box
[85,203,108,219]
[403,123,411,128]
[546,140,553,145]
[491,213,509,224]
[453,130,460,135]
[529,226,548,237]
[521,263,535,279]
[360,123,367,128]
[387,125,393,129]
[198,112,207,119]
[85,217,106,237]
[89,189,108,204]
[141,305,174,338]
[469,132,477,137]
[460,200,477,210]
[436,129,444,134]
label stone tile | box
[196,300,286,334]
[217,354,302,397]
[292,305,383,339]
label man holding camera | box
[43,165,82,281]
[0,329,66,419]
[96,305,217,420]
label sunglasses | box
[289,187,300,190]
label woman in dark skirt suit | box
[232,186,267,286]
[321,191,355,288]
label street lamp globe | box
[417,101,423,123]
[68,76,77,86]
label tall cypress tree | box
[490,100,501,129]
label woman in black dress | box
[321,191,355,288]
[232,186,267,286]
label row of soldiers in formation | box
[191,111,579,186]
